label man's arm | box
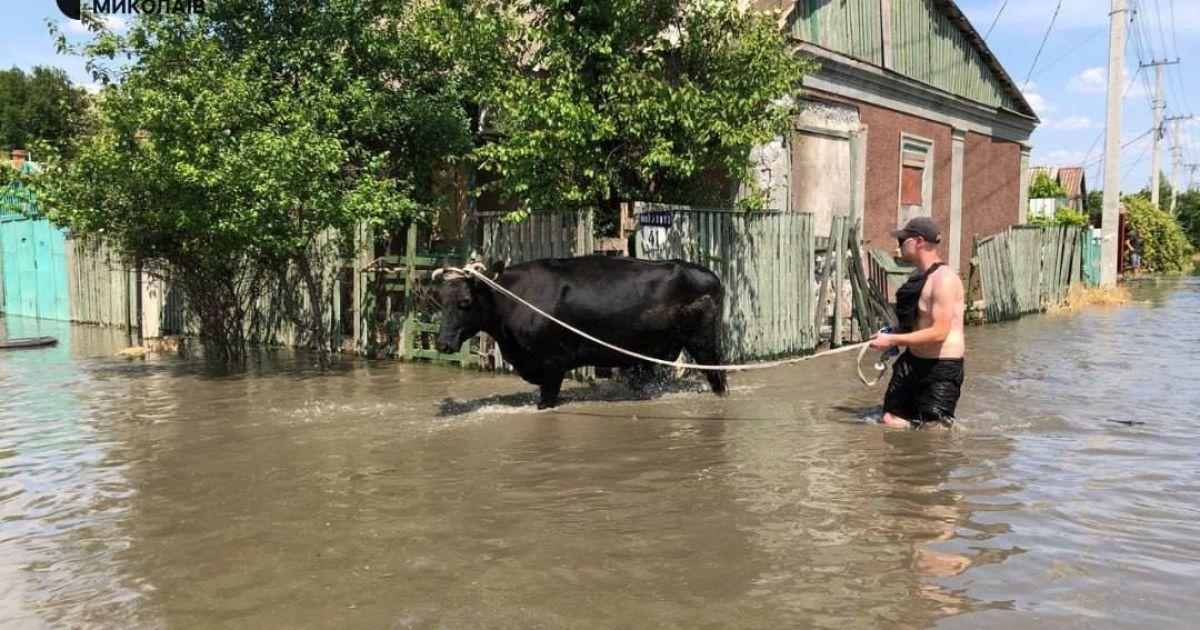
[870,273,956,349]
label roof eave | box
[935,0,1039,120]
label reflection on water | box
[1,277,1198,628]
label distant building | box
[1030,166,1089,212]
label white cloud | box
[1034,149,1089,166]
[1068,67,1106,93]
[1067,66,1149,99]
[82,83,103,95]
[61,15,127,34]
[1022,81,1057,114]
[1047,115,1094,131]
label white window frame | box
[897,133,934,227]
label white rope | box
[450,266,894,383]
[856,342,897,387]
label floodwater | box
[2,277,1198,629]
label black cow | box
[435,256,728,409]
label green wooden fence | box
[477,210,595,264]
[972,225,1085,322]
[633,204,816,362]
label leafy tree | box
[474,0,812,228]
[1172,188,1200,250]
[30,2,482,364]
[0,66,90,156]
[1028,171,1067,198]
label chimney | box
[11,149,27,171]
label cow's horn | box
[430,268,445,282]
[466,262,488,274]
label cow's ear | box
[488,259,506,279]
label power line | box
[1128,3,1159,108]
[1152,0,1169,59]
[1023,0,1064,86]
[1031,28,1106,80]
[1121,140,1153,188]
[1168,0,1180,56]
[1080,66,1147,169]
[1165,0,1194,118]
[984,0,1011,40]
[1082,128,1155,169]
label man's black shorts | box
[883,352,964,426]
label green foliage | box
[34,1,479,362]
[1055,205,1090,227]
[474,0,812,221]
[1028,171,1067,199]
[1121,194,1194,274]
[0,66,90,156]
[1027,205,1090,228]
[1175,189,1200,250]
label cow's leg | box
[538,370,565,409]
[620,361,659,393]
[683,300,727,396]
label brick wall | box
[960,132,1022,269]
[796,92,1022,271]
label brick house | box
[750,0,1039,272]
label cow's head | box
[433,259,505,354]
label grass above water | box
[1046,284,1134,314]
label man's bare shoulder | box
[930,265,963,295]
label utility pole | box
[1101,0,1128,288]
[1187,163,1200,191]
[1141,59,1178,209]
[1165,114,1194,214]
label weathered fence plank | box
[634,204,816,362]
[972,225,1085,323]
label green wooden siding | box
[791,0,884,66]
[790,0,1021,111]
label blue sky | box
[959,0,1200,194]
[2,0,1198,194]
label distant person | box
[869,217,965,430]
[1126,228,1143,274]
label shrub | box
[1122,195,1194,274]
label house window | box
[898,135,933,225]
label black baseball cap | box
[890,217,941,243]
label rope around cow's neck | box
[448,266,892,385]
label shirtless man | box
[869,217,965,429]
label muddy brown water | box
[2,277,1198,629]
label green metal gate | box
[1081,227,1102,286]
[0,214,70,321]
